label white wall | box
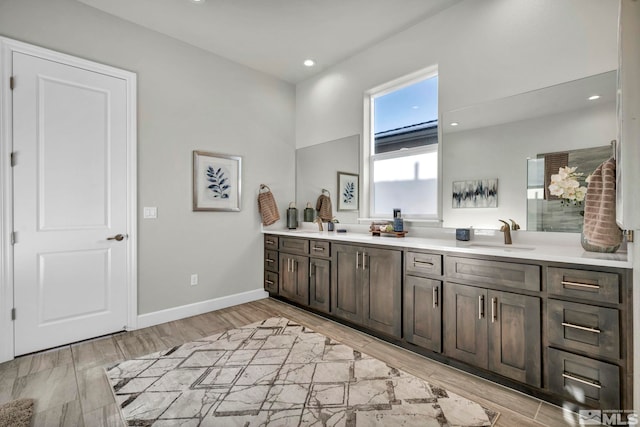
[295,0,618,149]
[0,0,295,315]
[443,102,616,229]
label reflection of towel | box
[316,194,333,222]
[544,152,569,200]
[583,158,622,248]
[258,187,280,226]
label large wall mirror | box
[296,135,360,224]
[441,70,617,232]
[295,72,617,231]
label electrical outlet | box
[190,274,198,286]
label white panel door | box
[13,52,129,355]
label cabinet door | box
[332,244,363,323]
[309,258,330,313]
[404,276,441,352]
[279,253,309,305]
[444,282,488,368]
[488,290,541,387]
[362,247,402,338]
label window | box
[369,71,439,219]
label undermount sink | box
[466,243,535,252]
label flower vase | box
[580,232,620,253]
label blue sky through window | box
[374,76,438,134]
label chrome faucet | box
[499,219,512,245]
[314,216,323,231]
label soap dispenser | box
[287,202,298,229]
[393,208,404,232]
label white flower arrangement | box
[548,166,589,205]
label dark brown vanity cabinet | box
[332,243,402,338]
[404,276,442,352]
[264,236,331,312]
[263,234,633,410]
[263,235,279,294]
[444,282,541,387]
[309,243,331,314]
[279,253,309,305]
[404,251,443,353]
[546,266,627,409]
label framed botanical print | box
[337,171,359,211]
[193,151,242,211]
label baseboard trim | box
[136,289,268,329]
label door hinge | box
[11,308,15,321]
[10,152,16,167]
[9,76,14,90]
[10,231,15,245]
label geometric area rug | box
[106,317,499,426]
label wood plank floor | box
[0,298,577,426]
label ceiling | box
[76,0,459,84]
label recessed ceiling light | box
[588,95,601,101]
[190,0,205,4]
[412,105,419,110]
[303,59,315,67]
[450,122,459,126]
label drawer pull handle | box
[432,287,438,308]
[491,297,497,323]
[561,280,600,290]
[266,240,276,245]
[266,259,275,264]
[478,295,485,320]
[313,246,325,251]
[356,252,360,270]
[561,322,601,334]
[562,373,602,389]
[265,280,274,285]
[414,260,434,267]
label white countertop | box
[263,226,632,269]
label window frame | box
[363,65,442,222]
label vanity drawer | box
[548,347,620,409]
[264,271,278,294]
[279,237,309,255]
[406,251,442,276]
[264,234,279,249]
[310,240,331,258]
[548,267,619,304]
[264,250,279,272]
[445,256,540,291]
[548,299,620,360]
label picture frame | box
[193,151,242,211]
[452,178,498,208]
[337,171,359,211]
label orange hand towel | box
[258,186,280,226]
[316,194,333,222]
[582,158,622,248]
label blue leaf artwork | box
[343,181,355,204]
[206,165,231,199]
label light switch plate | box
[143,207,157,219]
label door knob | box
[107,234,126,241]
